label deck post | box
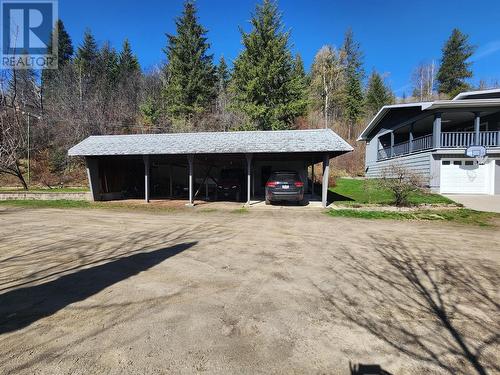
[245,153,253,205]
[390,131,395,157]
[433,113,442,148]
[474,112,481,145]
[409,123,414,153]
[322,153,330,208]
[143,155,150,203]
[187,155,194,206]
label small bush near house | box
[378,164,425,207]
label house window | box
[442,160,450,165]
[464,160,474,166]
[453,161,462,165]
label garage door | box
[440,160,491,194]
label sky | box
[59,0,500,97]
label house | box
[358,89,500,195]
[68,129,353,207]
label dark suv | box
[265,171,305,205]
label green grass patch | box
[329,178,455,205]
[231,207,249,214]
[327,208,499,226]
[0,199,93,209]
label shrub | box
[378,164,425,206]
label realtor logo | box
[1,0,58,69]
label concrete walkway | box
[445,194,500,213]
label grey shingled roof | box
[68,129,353,156]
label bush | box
[378,164,425,207]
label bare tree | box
[378,164,425,206]
[310,45,345,128]
[412,61,436,101]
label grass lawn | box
[329,178,455,206]
[327,208,499,226]
[0,200,174,212]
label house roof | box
[357,89,500,141]
[68,128,353,156]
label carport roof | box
[68,129,353,156]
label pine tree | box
[42,19,74,96]
[98,42,119,86]
[118,39,140,79]
[163,0,216,119]
[75,29,99,75]
[341,28,364,138]
[216,56,230,92]
[437,28,475,97]
[231,0,307,130]
[365,71,394,115]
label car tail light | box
[266,181,277,187]
[294,181,304,187]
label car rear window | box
[270,172,299,181]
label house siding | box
[365,151,432,185]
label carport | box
[68,129,353,208]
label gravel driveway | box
[0,207,498,374]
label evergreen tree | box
[163,0,216,119]
[341,28,364,138]
[292,53,306,82]
[42,19,74,96]
[437,28,475,97]
[46,19,73,67]
[365,71,394,115]
[118,39,140,79]
[75,29,99,75]
[231,0,307,130]
[216,56,230,92]
[98,42,119,86]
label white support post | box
[245,153,253,205]
[311,162,315,196]
[85,157,100,201]
[409,123,414,153]
[433,113,442,148]
[187,155,194,206]
[169,165,173,198]
[322,154,330,208]
[474,112,481,145]
[390,131,395,157]
[143,155,150,203]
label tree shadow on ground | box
[0,242,196,334]
[314,238,499,375]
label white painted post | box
[245,153,252,205]
[187,155,194,206]
[390,131,395,157]
[322,154,330,208]
[474,112,481,145]
[311,162,315,196]
[433,113,442,148]
[409,123,414,153]
[144,155,150,203]
[169,165,173,198]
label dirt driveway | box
[0,207,498,375]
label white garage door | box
[440,160,492,194]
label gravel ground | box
[0,206,498,375]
